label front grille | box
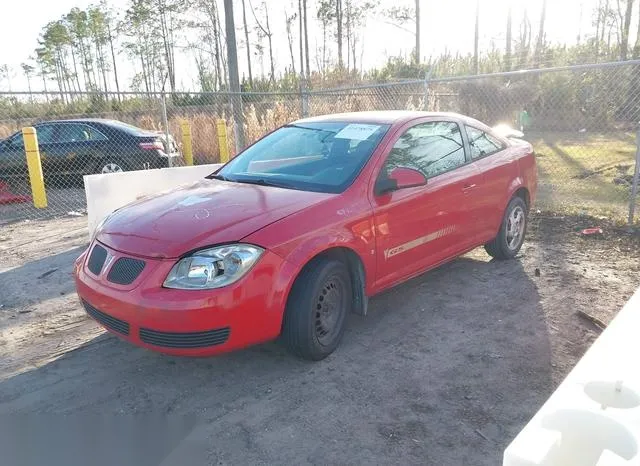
[107,257,146,285]
[82,300,130,335]
[139,327,231,348]
[87,244,108,275]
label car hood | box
[97,179,333,259]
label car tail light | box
[139,140,164,151]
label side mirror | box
[375,166,427,195]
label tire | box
[485,196,528,260]
[282,257,352,361]
[94,158,129,175]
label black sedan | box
[0,118,180,177]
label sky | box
[0,0,608,92]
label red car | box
[74,111,536,360]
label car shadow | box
[0,254,551,466]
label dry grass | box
[529,131,638,219]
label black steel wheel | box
[282,257,352,361]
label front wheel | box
[282,257,352,361]
[485,196,528,260]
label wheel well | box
[296,247,368,316]
[513,187,530,211]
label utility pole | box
[415,0,421,63]
[223,0,246,151]
[474,0,480,74]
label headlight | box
[163,244,264,290]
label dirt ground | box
[0,213,639,466]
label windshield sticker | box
[334,124,381,141]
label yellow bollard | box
[22,127,47,209]
[180,120,193,166]
[216,119,230,163]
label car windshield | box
[214,121,391,193]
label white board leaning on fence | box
[84,164,222,239]
[503,286,640,466]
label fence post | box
[423,69,433,111]
[300,78,310,117]
[180,120,193,166]
[161,92,172,168]
[22,127,47,209]
[217,119,230,163]
[629,125,640,226]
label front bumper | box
[74,242,294,356]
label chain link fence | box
[1,60,639,226]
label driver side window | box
[382,121,466,179]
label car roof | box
[33,118,158,135]
[293,111,487,127]
[34,118,110,125]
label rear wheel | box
[485,196,528,260]
[95,158,128,175]
[282,257,352,361]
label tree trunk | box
[303,0,310,78]
[602,0,609,47]
[265,6,275,82]
[621,0,635,59]
[215,4,228,88]
[96,41,109,95]
[285,8,296,75]
[415,0,421,63]
[107,20,121,101]
[535,0,547,59]
[26,74,32,102]
[298,0,304,77]
[53,55,65,104]
[336,0,343,68]
[223,0,246,149]
[506,4,513,70]
[346,1,351,70]
[473,0,479,74]
[158,7,175,92]
[241,0,253,87]
[69,47,82,92]
[140,50,150,93]
[41,71,50,103]
[351,11,357,72]
[322,20,327,74]
[595,0,602,57]
[213,9,223,89]
[635,0,640,57]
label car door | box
[0,132,28,176]
[0,125,57,176]
[370,119,482,291]
[464,125,514,243]
[46,123,109,174]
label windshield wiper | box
[206,173,230,181]
[233,177,295,189]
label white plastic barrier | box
[504,286,640,466]
[84,164,222,238]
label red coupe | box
[74,111,536,360]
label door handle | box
[462,183,476,192]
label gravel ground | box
[0,213,639,466]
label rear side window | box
[383,121,466,179]
[57,124,108,143]
[466,126,506,159]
